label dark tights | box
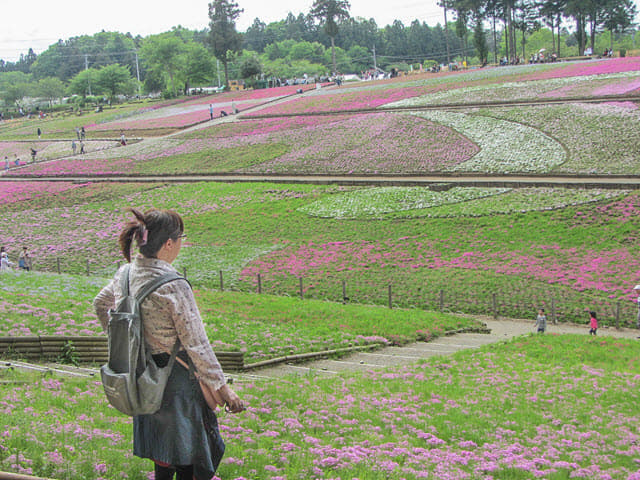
[154,463,194,480]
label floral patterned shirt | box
[93,255,226,391]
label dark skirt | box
[133,354,225,480]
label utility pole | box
[134,51,141,96]
[216,59,221,88]
[372,44,377,71]
[84,54,92,96]
[443,5,451,65]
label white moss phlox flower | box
[412,111,566,173]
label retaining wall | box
[0,336,244,371]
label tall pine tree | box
[310,0,351,75]
[208,0,244,87]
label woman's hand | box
[217,384,245,414]
[200,382,245,413]
[199,380,225,410]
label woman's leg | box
[154,462,175,480]
[154,462,194,480]
[174,465,194,480]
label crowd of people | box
[1,123,95,172]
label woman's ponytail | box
[118,208,183,262]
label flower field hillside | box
[0,84,319,141]
[1,58,640,324]
[0,178,639,324]
[2,56,640,480]
[247,57,640,116]
[7,58,639,177]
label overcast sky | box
[1,0,639,62]
[0,0,446,62]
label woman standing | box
[94,208,244,480]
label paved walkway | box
[4,318,637,382]
[242,317,639,380]
[5,172,640,189]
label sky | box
[0,0,446,62]
[1,0,639,62]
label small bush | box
[58,341,79,366]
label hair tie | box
[137,225,148,247]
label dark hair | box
[118,208,184,262]
[589,311,597,318]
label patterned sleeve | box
[93,275,118,333]
[159,280,227,391]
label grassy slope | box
[0,270,480,362]
[2,335,639,479]
[1,179,638,325]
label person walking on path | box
[589,311,598,336]
[209,104,214,120]
[0,247,13,271]
[18,247,31,271]
[535,308,547,333]
[94,208,245,480]
[634,285,640,336]
[80,126,86,140]
[72,140,77,154]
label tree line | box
[0,0,637,110]
[441,0,637,65]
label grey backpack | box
[100,264,184,416]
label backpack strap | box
[119,264,131,297]
[132,269,191,363]
[119,263,191,303]
[135,272,189,304]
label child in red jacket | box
[589,311,598,336]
